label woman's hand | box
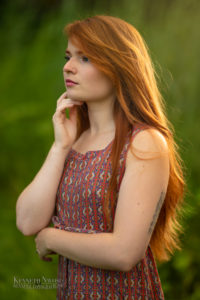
[35,227,56,262]
[52,92,83,150]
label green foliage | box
[0,0,199,298]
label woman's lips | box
[65,79,78,87]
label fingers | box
[57,95,83,109]
[57,91,68,105]
[56,102,73,114]
[61,98,83,106]
[41,256,53,262]
[36,250,56,262]
[55,99,82,114]
[53,98,83,122]
[52,103,71,122]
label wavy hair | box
[64,15,185,261]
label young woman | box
[16,15,185,299]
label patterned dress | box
[52,125,165,300]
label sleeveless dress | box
[52,125,165,300]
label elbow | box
[16,217,49,236]
[16,217,50,236]
[117,260,132,273]
[16,211,32,236]
[16,223,29,236]
[16,214,39,236]
[17,225,38,236]
[117,250,146,272]
[16,203,30,236]
[117,258,135,273]
[16,220,35,236]
[16,208,46,236]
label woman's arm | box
[111,128,169,269]
[16,93,83,236]
[16,143,70,236]
[35,128,169,271]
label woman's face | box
[63,39,115,103]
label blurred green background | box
[0,0,199,299]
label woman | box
[16,15,185,299]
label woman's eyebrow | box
[65,50,84,55]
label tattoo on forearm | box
[148,191,165,235]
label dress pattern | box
[52,125,165,299]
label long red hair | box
[64,15,185,261]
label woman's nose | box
[63,58,77,73]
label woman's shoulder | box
[129,125,169,160]
[133,126,168,152]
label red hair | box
[64,15,185,261]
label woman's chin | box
[66,91,80,100]
[67,94,86,103]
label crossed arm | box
[35,129,169,271]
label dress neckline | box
[69,125,141,159]
[71,138,114,158]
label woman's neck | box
[86,97,116,136]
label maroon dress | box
[52,125,165,299]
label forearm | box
[47,228,128,271]
[16,143,70,235]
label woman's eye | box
[81,56,89,62]
[64,55,71,61]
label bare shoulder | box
[127,128,169,162]
[133,128,168,153]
